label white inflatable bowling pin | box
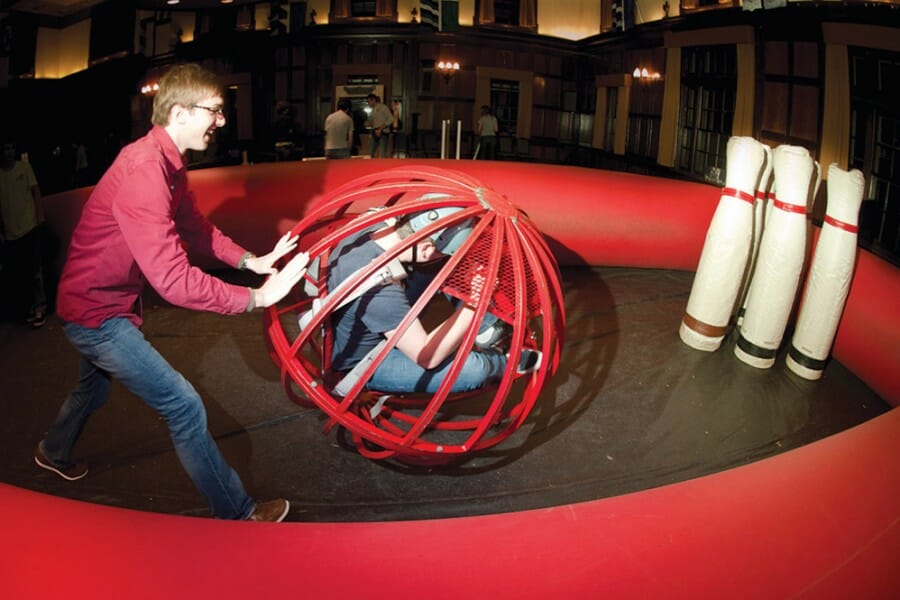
[736,143,773,327]
[680,136,766,351]
[745,157,819,327]
[786,164,864,380]
[735,145,814,368]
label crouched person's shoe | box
[246,499,290,522]
[513,349,542,375]
[34,443,88,481]
[475,320,512,350]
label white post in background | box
[735,144,814,369]
[679,136,766,351]
[456,120,462,160]
[786,164,865,380]
[440,120,448,159]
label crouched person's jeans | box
[365,346,507,394]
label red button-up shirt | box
[57,126,251,328]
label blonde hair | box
[151,64,222,127]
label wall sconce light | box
[437,60,460,83]
[141,82,159,95]
[633,67,662,81]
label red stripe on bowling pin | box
[824,214,859,233]
[722,187,755,204]
[771,198,807,214]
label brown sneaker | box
[35,444,88,481]
[246,499,289,522]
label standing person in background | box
[476,105,499,160]
[0,139,48,327]
[34,63,309,522]
[391,99,402,134]
[366,93,393,158]
[324,98,354,159]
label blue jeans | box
[42,318,254,519]
[366,347,507,394]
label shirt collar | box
[150,125,186,172]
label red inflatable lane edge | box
[2,411,897,598]
[12,159,895,599]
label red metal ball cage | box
[264,166,565,464]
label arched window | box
[351,0,376,17]
[676,45,737,184]
[476,0,537,31]
[494,0,519,26]
[330,0,397,21]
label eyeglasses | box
[191,104,224,117]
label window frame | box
[675,44,737,184]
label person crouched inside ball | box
[318,205,540,397]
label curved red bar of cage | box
[264,166,564,462]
